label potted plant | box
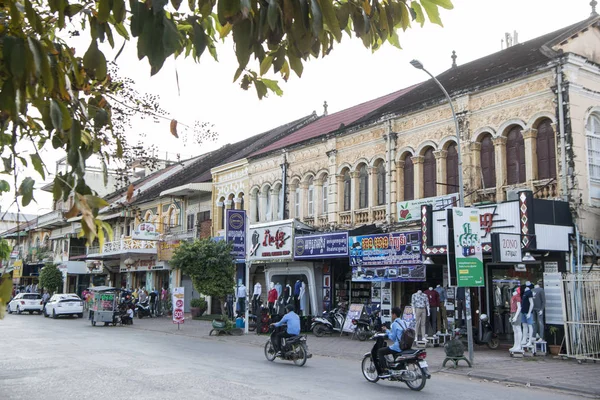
[190,297,207,318]
[548,326,561,355]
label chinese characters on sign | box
[452,208,484,287]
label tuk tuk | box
[89,286,119,326]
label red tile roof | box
[250,84,419,157]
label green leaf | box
[113,0,127,23]
[319,0,341,42]
[260,56,273,75]
[217,0,241,26]
[398,2,410,31]
[130,0,150,37]
[65,3,84,18]
[0,180,10,193]
[28,38,53,88]
[152,0,169,13]
[310,0,323,36]
[428,0,454,10]
[114,23,130,40]
[232,19,252,70]
[98,0,111,23]
[420,0,443,26]
[162,15,183,58]
[410,1,425,26]
[267,0,279,31]
[287,50,303,77]
[94,109,109,130]
[233,67,244,82]
[18,177,35,207]
[50,100,63,132]
[82,40,108,81]
[171,0,183,10]
[240,0,251,18]
[84,195,109,209]
[261,79,283,96]
[255,79,268,99]
[24,0,44,33]
[30,154,45,180]
[192,22,207,60]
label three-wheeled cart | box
[89,286,120,326]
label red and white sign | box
[172,287,185,324]
[248,221,294,262]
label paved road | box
[0,313,581,400]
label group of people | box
[12,283,38,297]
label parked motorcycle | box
[353,305,382,341]
[361,332,431,391]
[454,313,499,349]
[311,303,347,337]
[136,300,153,319]
[264,326,311,367]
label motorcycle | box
[361,332,431,391]
[353,306,382,341]
[454,313,499,349]
[311,302,347,337]
[264,325,311,367]
[136,299,153,319]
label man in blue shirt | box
[378,307,406,375]
[272,304,300,354]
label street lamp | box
[411,59,472,363]
[410,59,464,207]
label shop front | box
[349,230,425,323]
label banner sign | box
[294,232,348,259]
[452,208,484,287]
[172,287,185,325]
[491,233,522,263]
[132,222,160,241]
[157,240,181,261]
[349,231,422,266]
[351,265,426,282]
[397,194,458,222]
[225,210,246,261]
[248,221,293,262]
[342,303,364,333]
[401,306,417,330]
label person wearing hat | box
[271,304,300,355]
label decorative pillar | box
[368,166,376,209]
[351,171,360,223]
[258,192,267,221]
[233,197,242,210]
[249,193,258,222]
[434,150,448,196]
[335,174,344,222]
[493,136,507,201]
[269,190,279,220]
[289,183,298,219]
[396,160,405,202]
[469,142,482,190]
[216,201,224,231]
[522,128,538,183]
[314,181,323,217]
[300,182,308,220]
[412,156,424,199]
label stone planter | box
[548,344,561,355]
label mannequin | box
[411,289,430,341]
[532,282,546,341]
[423,286,440,335]
[278,284,291,315]
[299,281,307,316]
[252,282,262,314]
[275,282,283,314]
[509,287,523,352]
[435,285,447,333]
[236,283,247,316]
[294,279,302,312]
[267,282,278,315]
[520,282,535,346]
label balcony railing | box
[303,217,315,226]
[69,246,87,259]
[533,179,559,199]
[354,209,370,224]
[339,211,351,225]
[164,227,197,240]
[317,215,328,228]
[88,238,157,255]
[372,206,386,222]
[475,188,497,204]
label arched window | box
[423,148,436,198]
[376,162,386,206]
[322,175,329,215]
[536,119,557,180]
[506,126,526,185]
[238,194,244,211]
[358,165,369,209]
[343,171,351,211]
[307,177,314,216]
[265,186,272,221]
[253,193,260,222]
[169,207,177,227]
[294,187,301,218]
[446,143,459,194]
[403,155,414,201]
[587,113,600,182]
[480,134,496,188]
[277,188,284,219]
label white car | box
[44,294,84,319]
[8,293,43,314]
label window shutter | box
[446,144,459,194]
[507,126,526,184]
[537,120,556,180]
[404,156,414,201]
[480,135,496,188]
[423,149,436,198]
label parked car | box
[7,293,43,315]
[44,294,84,319]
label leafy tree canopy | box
[171,238,235,302]
[39,263,64,293]
[0,0,452,244]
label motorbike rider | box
[271,304,300,355]
[378,307,407,375]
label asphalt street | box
[0,313,582,400]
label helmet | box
[480,314,489,322]
[285,304,295,313]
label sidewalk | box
[128,317,600,397]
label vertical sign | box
[342,303,365,333]
[452,208,484,287]
[226,210,246,262]
[172,287,185,327]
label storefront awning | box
[160,183,212,197]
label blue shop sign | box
[294,232,349,259]
[349,231,422,266]
[225,210,246,261]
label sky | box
[2,0,596,216]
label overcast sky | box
[3,0,595,216]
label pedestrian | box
[42,290,50,306]
[149,288,157,316]
[139,287,148,303]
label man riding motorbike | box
[271,304,300,355]
[378,307,407,375]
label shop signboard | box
[294,232,348,259]
[342,303,364,333]
[491,233,522,263]
[225,210,246,261]
[248,221,293,262]
[351,265,426,282]
[349,231,422,266]
[397,194,458,222]
[452,208,484,287]
[172,287,185,325]
[132,222,160,241]
[157,240,181,261]
[11,260,22,279]
[401,306,416,330]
